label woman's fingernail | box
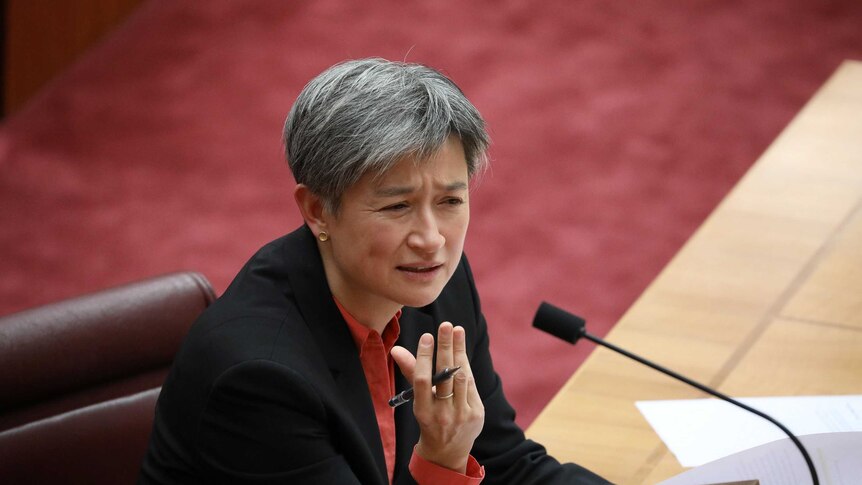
[420,334,432,347]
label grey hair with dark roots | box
[283,58,490,213]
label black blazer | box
[139,225,608,484]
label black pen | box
[389,366,461,408]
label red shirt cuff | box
[408,447,485,485]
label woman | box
[140,58,609,484]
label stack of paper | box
[635,395,862,485]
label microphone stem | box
[583,332,820,485]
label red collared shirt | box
[336,299,484,484]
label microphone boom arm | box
[533,301,819,485]
[583,331,819,485]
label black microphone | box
[533,301,820,485]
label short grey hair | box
[283,58,489,212]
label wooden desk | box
[525,60,862,485]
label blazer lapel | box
[279,225,388,484]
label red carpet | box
[2,0,862,427]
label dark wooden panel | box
[3,0,144,115]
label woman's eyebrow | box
[374,181,467,197]
[442,181,468,192]
[374,186,415,197]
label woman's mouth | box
[397,264,443,273]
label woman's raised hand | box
[391,322,485,473]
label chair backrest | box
[0,271,216,484]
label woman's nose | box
[407,211,445,252]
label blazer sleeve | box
[195,360,363,485]
[460,259,611,485]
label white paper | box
[657,431,862,485]
[635,395,862,467]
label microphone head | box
[533,302,587,344]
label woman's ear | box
[294,184,329,235]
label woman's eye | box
[443,197,464,206]
[382,203,408,211]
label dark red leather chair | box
[0,272,216,484]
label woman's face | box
[320,136,470,324]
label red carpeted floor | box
[2,0,862,427]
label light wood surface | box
[526,60,862,485]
